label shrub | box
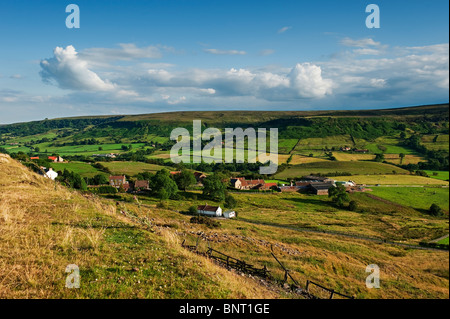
[190,216,221,228]
[429,204,444,217]
[188,206,198,215]
[348,200,358,211]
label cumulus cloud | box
[141,63,332,100]
[32,40,448,116]
[40,46,116,91]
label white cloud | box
[278,26,292,34]
[340,37,381,48]
[204,49,247,55]
[40,46,116,91]
[80,43,162,62]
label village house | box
[109,175,129,190]
[193,171,207,183]
[197,204,222,217]
[134,180,150,191]
[48,156,64,163]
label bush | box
[190,216,221,228]
[348,200,358,211]
[429,204,444,217]
[188,206,198,215]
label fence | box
[181,236,355,299]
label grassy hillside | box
[0,153,281,298]
[0,153,448,299]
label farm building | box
[230,177,276,190]
[223,210,236,219]
[302,175,334,183]
[197,204,222,217]
[48,156,64,163]
[280,186,300,193]
[309,182,335,195]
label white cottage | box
[44,168,58,180]
[197,204,222,217]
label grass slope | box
[0,154,279,299]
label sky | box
[0,0,448,124]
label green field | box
[424,171,450,181]
[275,161,409,179]
[363,137,417,155]
[370,187,449,211]
[333,174,449,186]
[51,162,103,178]
[437,236,449,245]
[103,161,166,176]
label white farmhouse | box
[197,204,222,217]
[44,168,58,180]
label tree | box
[429,204,444,217]
[399,153,405,165]
[328,184,350,208]
[224,194,237,209]
[150,169,178,200]
[174,169,196,191]
[93,174,109,185]
[202,174,226,202]
[374,153,385,162]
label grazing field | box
[278,154,330,165]
[362,137,418,155]
[33,143,147,156]
[422,134,449,151]
[275,161,409,179]
[51,162,102,178]
[370,187,449,211]
[332,174,449,186]
[278,139,299,154]
[333,153,375,161]
[425,171,450,181]
[293,135,354,151]
[102,161,166,176]
[383,154,425,165]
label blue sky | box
[0,0,448,124]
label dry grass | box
[0,154,279,299]
[1,153,448,299]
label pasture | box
[275,161,408,179]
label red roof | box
[48,156,57,161]
[30,157,40,160]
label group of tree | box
[56,169,87,191]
